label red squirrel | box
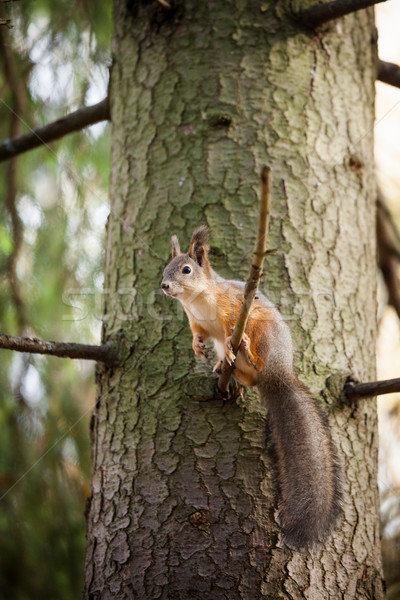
[161,226,342,550]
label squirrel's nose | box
[161,282,169,290]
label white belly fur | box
[213,339,225,360]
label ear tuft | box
[188,226,210,271]
[171,235,181,258]
[190,226,209,249]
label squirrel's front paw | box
[193,334,209,359]
[225,337,236,366]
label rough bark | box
[84,1,384,598]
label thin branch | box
[377,197,400,319]
[377,60,400,89]
[0,27,28,333]
[0,97,110,163]
[0,333,118,364]
[299,0,387,28]
[217,167,271,394]
[345,377,400,399]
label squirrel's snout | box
[161,278,180,297]
[161,281,172,296]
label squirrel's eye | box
[182,265,191,274]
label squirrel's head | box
[161,226,211,301]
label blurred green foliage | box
[0,0,111,597]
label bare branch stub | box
[217,167,271,394]
[377,60,400,89]
[345,377,400,399]
[0,97,110,163]
[0,333,118,365]
[299,0,387,28]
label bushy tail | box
[258,372,342,550]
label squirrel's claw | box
[193,334,209,359]
[225,337,236,366]
[225,333,260,371]
[239,334,260,370]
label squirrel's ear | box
[188,226,210,272]
[171,235,181,258]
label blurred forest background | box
[0,1,111,598]
[376,3,400,598]
[0,1,399,598]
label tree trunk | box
[84,1,384,598]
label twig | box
[299,0,387,28]
[0,333,118,364]
[0,97,110,163]
[377,60,400,89]
[217,167,271,394]
[345,377,400,399]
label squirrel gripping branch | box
[161,226,342,550]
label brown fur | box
[188,226,211,275]
[161,227,342,550]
